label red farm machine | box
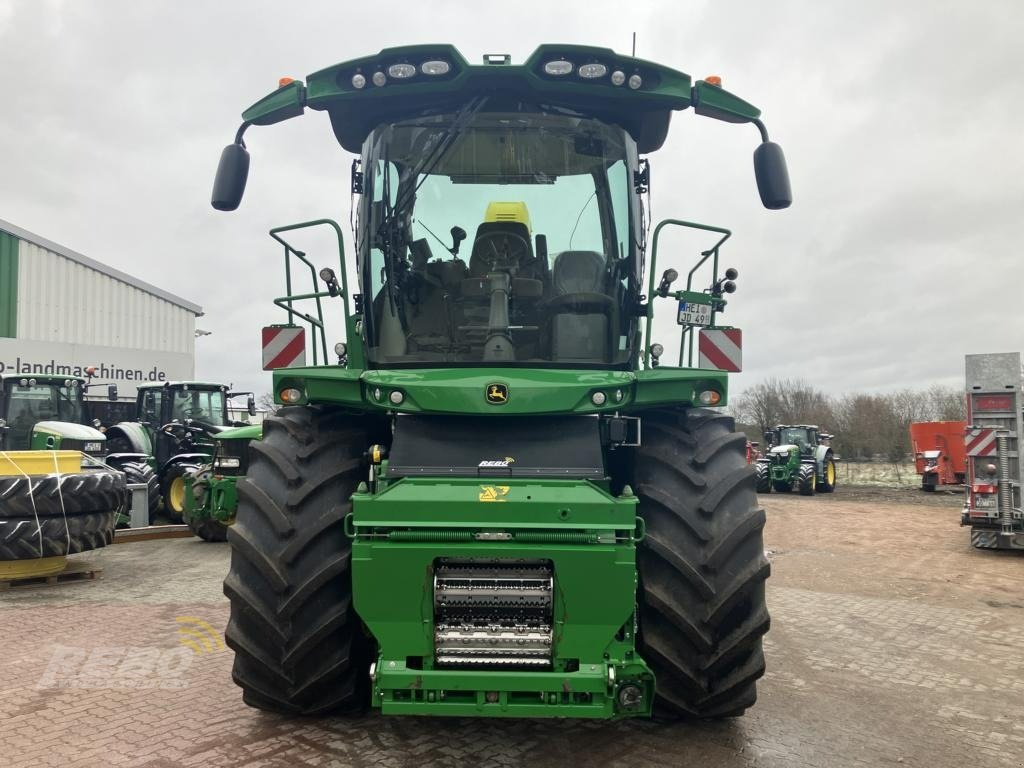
[909,420,966,492]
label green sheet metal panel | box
[0,231,18,337]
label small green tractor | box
[211,44,791,720]
[100,382,256,522]
[0,373,127,559]
[755,425,837,495]
[181,423,261,541]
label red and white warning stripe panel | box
[262,326,306,370]
[965,427,998,457]
[698,328,742,372]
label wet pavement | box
[2,491,1023,767]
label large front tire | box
[633,409,770,719]
[161,462,199,523]
[797,463,816,496]
[223,406,371,715]
[755,463,771,493]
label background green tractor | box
[212,43,791,720]
[755,425,837,495]
[100,382,256,522]
[182,423,261,541]
[0,373,127,559]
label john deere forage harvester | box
[211,44,791,720]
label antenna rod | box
[632,32,636,57]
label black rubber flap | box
[388,415,604,479]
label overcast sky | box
[1,0,1022,400]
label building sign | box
[0,339,193,398]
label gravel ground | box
[1,484,1022,768]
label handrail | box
[644,219,731,368]
[268,219,349,366]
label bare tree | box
[257,393,281,415]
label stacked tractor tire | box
[0,469,126,565]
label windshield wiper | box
[375,97,489,329]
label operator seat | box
[467,201,541,280]
[548,250,616,363]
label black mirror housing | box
[754,142,792,210]
[107,384,118,401]
[211,143,250,211]
[247,393,257,416]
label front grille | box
[433,559,554,668]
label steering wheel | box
[472,231,534,274]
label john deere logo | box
[486,383,509,404]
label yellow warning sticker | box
[479,485,511,502]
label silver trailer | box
[961,352,1024,549]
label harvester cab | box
[212,44,790,721]
[756,424,837,496]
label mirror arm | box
[751,118,770,144]
[234,121,252,148]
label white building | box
[0,218,202,399]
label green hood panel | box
[217,424,262,441]
[33,421,105,440]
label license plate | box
[83,442,104,453]
[677,301,712,327]
[974,494,996,509]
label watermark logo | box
[176,616,226,655]
[36,615,225,690]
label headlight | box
[698,390,722,406]
[214,457,241,469]
[543,60,573,76]
[387,63,416,79]
[372,71,387,87]
[83,442,103,453]
[351,73,366,89]
[280,387,303,403]
[611,70,626,86]
[578,63,607,79]
[334,342,347,357]
[420,60,450,76]
[628,74,643,90]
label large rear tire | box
[632,408,770,719]
[816,453,837,493]
[223,406,371,715]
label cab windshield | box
[2,381,84,448]
[170,389,227,426]
[361,110,638,367]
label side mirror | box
[107,384,118,401]
[753,142,792,210]
[211,143,250,211]
[247,393,257,416]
